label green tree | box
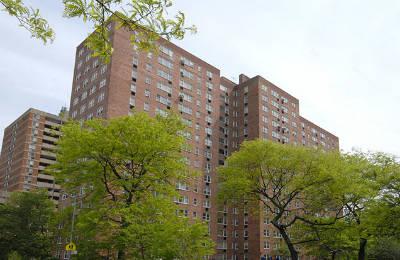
[367,237,400,259]
[298,152,400,260]
[50,112,214,259]
[0,190,56,259]
[298,220,358,259]
[218,140,345,259]
[0,0,196,61]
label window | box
[156,107,168,117]
[206,70,213,79]
[156,95,171,106]
[157,82,172,94]
[263,241,270,249]
[158,56,173,69]
[262,105,268,112]
[145,77,151,85]
[145,89,151,97]
[271,100,280,108]
[145,63,152,71]
[78,48,84,57]
[206,82,213,90]
[178,104,192,115]
[262,95,268,102]
[96,106,103,115]
[80,105,86,114]
[272,131,280,139]
[179,80,192,90]
[220,85,227,92]
[144,102,150,111]
[262,116,268,123]
[100,65,107,74]
[81,91,87,101]
[206,103,213,113]
[180,68,193,79]
[98,92,105,102]
[261,84,268,91]
[157,69,173,81]
[89,85,96,95]
[272,110,280,118]
[91,72,97,82]
[83,79,89,88]
[99,79,106,88]
[129,97,135,107]
[75,73,82,82]
[160,45,173,58]
[182,118,192,127]
[271,90,279,98]
[132,57,138,67]
[179,92,193,102]
[181,56,194,67]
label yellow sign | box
[65,242,76,251]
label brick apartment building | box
[216,75,338,260]
[68,23,338,259]
[0,108,66,203]
[0,22,339,259]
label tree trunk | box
[117,249,125,260]
[277,226,298,260]
[331,251,336,260]
[358,238,367,260]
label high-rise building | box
[216,75,339,260]
[69,23,223,246]
[0,108,66,203]
[68,24,339,260]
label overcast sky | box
[0,0,399,155]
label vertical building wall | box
[0,109,63,202]
[67,26,339,260]
[216,75,339,260]
[68,24,223,246]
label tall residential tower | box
[67,24,339,260]
[0,108,65,202]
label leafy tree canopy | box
[50,112,213,259]
[0,190,56,259]
[218,140,346,259]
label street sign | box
[65,242,76,251]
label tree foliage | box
[218,140,345,259]
[218,140,400,260]
[0,190,56,259]
[50,112,214,259]
[295,151,400,260]
[0,0,55,43]
[0,0,196,62]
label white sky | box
[0,0,399,155]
